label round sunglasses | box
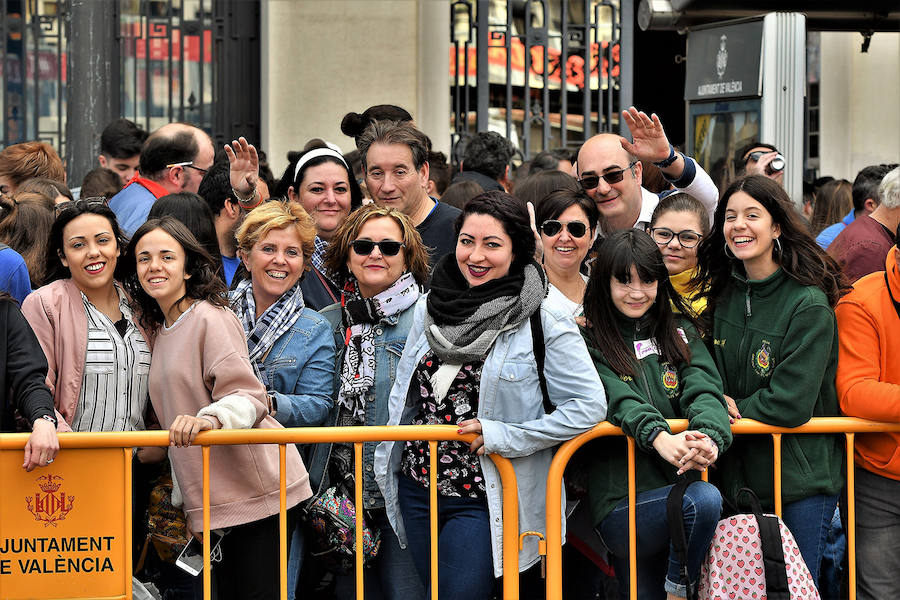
[350,239,405,256]
[540,219,588,238]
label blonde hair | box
[324,204,430,286]
[234,199,316,272]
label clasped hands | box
[652,429,718,475]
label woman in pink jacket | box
[22,199,154,437]
[123,216,312,600]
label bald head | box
[576,133,643,232]
[140,123,215,193]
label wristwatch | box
[647,426,665,444]
[652,144,679,169]
[39,414,58,428]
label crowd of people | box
[1,104,899,600]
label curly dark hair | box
[693,175,849,321]
[122,216,227,331]
[457,191,535,271]
[461,132,515,181]
[583,229,693,378]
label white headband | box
[293,146,348,181]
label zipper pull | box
[745,289,751,317]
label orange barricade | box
[543,417,900,600]
[0,426,520,600]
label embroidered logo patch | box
[662,363,679,397]
[753,340,773,377]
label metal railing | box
[543,417,900,600]
[0,425,520,600]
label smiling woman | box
[374,191,607,598]
[694,175,850,589]
[123,216,313,600]
[22,199,153,434]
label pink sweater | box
[149,301,311,531]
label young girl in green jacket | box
[583,230,731,599]
[693,175,848,590]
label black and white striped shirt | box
[70,289,151,432]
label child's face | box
[610,264,658,319]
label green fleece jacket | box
[583,315,731,526]
[711,267,843,508]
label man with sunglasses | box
[575,106,717,235]
[737,142,786,187]
[109,122,215,237]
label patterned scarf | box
[338,272,420,422]
[425,254,547,364]
[230,278,305,386]
[310,236,336,284]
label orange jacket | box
[836,246,900,480]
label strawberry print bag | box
[698,489,819,600]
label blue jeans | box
[397,475,495,599]
[597,481,722,599]
[781,492,838,586]
[286,522,304,600]
[333,507,425,600]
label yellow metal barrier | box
[0,425,520,600]
[543,417,900,600]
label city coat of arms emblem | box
[26,474,75,527]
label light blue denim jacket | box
[374,295,608,577]
[305,301,417,501]
[264,306,336,430]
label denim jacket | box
[305,300,418,503]
[265,306,336,430]
[374,295,608,577]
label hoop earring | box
[774,237,783,256]
[724,243,736,259]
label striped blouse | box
[70,288,151,432]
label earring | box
[774,237,783,255]
[724,243,736,259]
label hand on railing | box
[169,415,217,447]
[723,394,742,424]
[458,418,485,455]
[678,432,718,474]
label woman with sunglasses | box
[308,204,429,599]
[582,230,730,599]
[22,198,155,437]
[693,175,847,589]
[535,188,599,316]
[375,191,606,598]
[228,137,363,310]
[647,193,709,315]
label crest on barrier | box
[25,474,75,527]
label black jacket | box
[0,298,54,432]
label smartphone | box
[175,529,225,576]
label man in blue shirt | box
[198,160,246,287]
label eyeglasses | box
[54,197,108,218]
[350,239,405,257]
[649,227,703,248]
[540,219,588,238]
[578,161,638,190]
[166,161,209,175]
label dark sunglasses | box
[578,161,638,190]
[54,196,109,218]
[540,219,588,238]
[649,227,702,248]
[350,239,405,256]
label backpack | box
[670,482,820,600]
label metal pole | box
[65,0,120,185]
[475,0,489,132]
[619,0,634,136]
